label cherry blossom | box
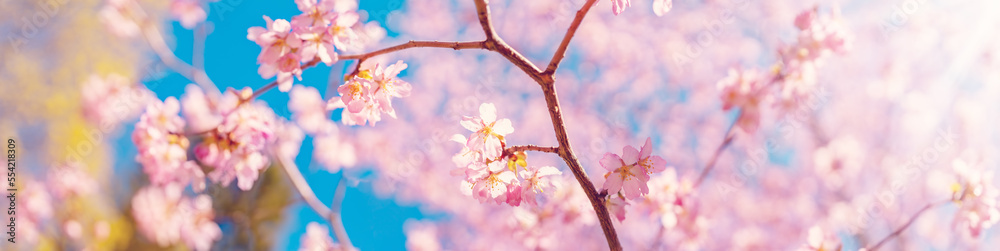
[195,90,277,191]
[289,85,334,134]
[313,132,357,173]
[99,0,141,38]
[717,68,767,133]
[300,222,341,251]
[605,195,628,221]
[132,185,220,251]
[652,0,672,16]
[460,103,514,161]
[80,74,154,128]
[329,62,412,126]
[170,0,206,29]
[518,166,562,207]
[462,161,519,205]
[47,163,98,199]
[601,146,649,200]
[610,0,630,15]
[952,158,1000,238]
[134,97,207,191]
[292,0,338,28]
[248,16,303,92]
[799,226,840,251]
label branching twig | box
[140,22,219,96]
[473,0,620,249]
[693,111,742,187]
[867,200,951,250]
[545,0,599,75]
[275,154,354,250]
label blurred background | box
[2,0,1000,250]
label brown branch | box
[275,153,354,250]
[249,58,322,100]
[504,145,560,156]
[473,0,548,84]
[474,0,620,249]
[867,200,951,250]
[693,111,742,187]
[544,0,599,75]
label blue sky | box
[116,0,427,249]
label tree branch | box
[693,110,742,187]
[473,0,548,84]
[474,0,620,249]
[330,176,353,249]
[141,22,219,96]
[504,145,560,155]
[275,154,354,250]
[544,0,599,75]
[867,200,950,250]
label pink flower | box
[47,163,98,199]
[80,74,154,128]
[610,0,630,15]
[248,16,304,92]
[99,0,141,38]
[313,132,357,173]
[300,222,340,251]
[717,68,766,133]
[132,185,220,250]
[179,195,222,251]
[132,185,184,247]
[296,26,339,65]
[605,195,629,221]
[181,84,224,133]
[601,145,650,200]
[519,166,562,207]
[292,0,338,28]
[325,11,360,51]
[170,0,206,29]
[460,103,514,161]
[18,180,52,244]
[953,159,1000,238]
[636,137,667,175]
[327,62,413,126]
[652,0,672,17]
[195,96,276,191]
[274,120,306,161]
[462,161,518,205]
[289,85,335,134]
[799,226,839,251]
[369,61,413,117]
[134,97,207,191]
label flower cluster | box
[132,185,221,251]
[328,61,413,126]
[133,97,207,191]
[299,222,343,251]
[80,73,154,128]
[952,158,1000,238]
[247,0,361,92]
[717,7,851,133]
[194,88,278,191]
[452,103,560,207]
[599,137,668,220]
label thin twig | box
[330,176,353,249]
[505,145,560,155]
[693,110,742,187]
[275,154,354,250]
[867,200,951,250]
[140,22,219,96]
[544,0,599,75]
[249,58,322,100]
